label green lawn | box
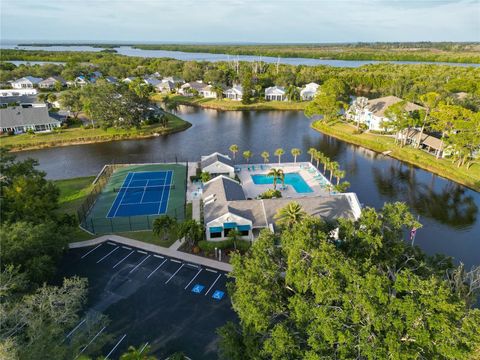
[152,94,309,111]
[2,113,191,152]
[115,230,177,248]
[312,121,480,192]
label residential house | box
[200,152,235,178]
[0,88,37,97]
[346,95,424,132]
[199,84,221,99]
[73,76,90,87]
[105,76,118,84]
[122,77,137,83]
[162,76,185,85]
[144,77,162,87]
[223,85,243,101]
[38,76,67,89]
[0,95,41,108]
[11,76,43,89]
[265,86,286,101]
[179,81,207,96]
[155,81,175,94]
[0,105,61,133]
[300,82,319,100]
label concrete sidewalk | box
[69,234,232,272]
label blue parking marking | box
[212,290,225,300]
[192,284,205,294]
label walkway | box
[69,234,232,272]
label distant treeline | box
[11,42,480,63]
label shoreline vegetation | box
[152,94,309,111]
[311,121,480,192]
[1,113,191,152]
[12,42,480,64]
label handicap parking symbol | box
[212,290,224,300]
[191,284,205,294]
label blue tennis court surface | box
[107,171,173,218]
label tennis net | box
[113,184,175,193]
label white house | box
[265,86,286,101]
[155,81,175,94]
[199,85,220,99]
[0,105,61,134]
[300,82,319,100]
[223,85,243,101]
[11,76,43,89]
[144,77,162,87]
[178,81,207,96]
[200,152,235,178]
[38,76,66,89]
[346,95,425,132]
[162,76,184,85]
[0,88,37,97]
[73,76,90,87]
[122,77,137,83]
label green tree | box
[304,78,348,123]
[227,228,242,251]
[229,144,239,160]
[120,344,156,360]
[200,171,211,183]
[241,70,254,105]
[220,203,480,360]
[416,92,441,148]
[307,147,316,163]
[290,148,301,163]
[274,201,306,229]
[267,168,284,190]
[384,101,422,146]
[59,90,83,120]
[178,220,203,248]
[243,150,252,163]
[274,148,284,164]
[328,160,339,183]
[285,85,300,101]
[152,215,177,241]
[260,151,270,163]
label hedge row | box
[198,239,251,253]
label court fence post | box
[147,216,150,229]
[110,218,114,233]
[128,216,132,231]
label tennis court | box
[107,171,173,218]
[83,164,187,234]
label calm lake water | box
[14,107,480,268]
[2,44,479,68]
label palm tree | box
[178,219,203,248]
[213,84,224,99]
[274,202,306,229]
[334,169,346,185]
[267,168,284,190]
[291,148,302,164]
[152,215,176,241]
[329,161,339,183]
[229,144,239,160]
[307,147,316,163]
[243,150,252,163]
[352,96,368,130]
[322,156,330,173]
[286,85,300,101]
[274,148,285,164]
[120,344,156,360]
[417,92,440,148]
[261,151,270,163]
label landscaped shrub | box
[259,189,282,199]
[198,239,233,252]
[235,240,252,253]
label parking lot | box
[57,241,237,359]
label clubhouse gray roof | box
[0,106,60,128]
[0,95,39,106]
[201,153,234,169]
[202,175,357,228]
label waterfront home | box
[223,85,243,101]
[162,76,185,85]
[300,82,319,100]
[265,86,286,101]
[38,76,67,89]
[105,76,118,84]
[11,76,43,89]
[144,77,162,87]
[199,84,221,99]
[200,159,361,242]
[179,81,207,96]
[122,77,137,83]
[200,152,235,177]
[0,105,61,134]
[73,76,91,87]
[155,81,176,94]
[346,95,424,132]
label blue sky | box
[1,0,479,43]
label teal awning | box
[237,225,251,231]
[209,226,223,233]
[223,222,237,229]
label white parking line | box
[121,246,132,250]
[146,259,168,279]
[129,255,151,274]
[205,274,222,296]
[81,244,102,259]
[75,326,106,358]
[184,269,202,289]
[104,333,127,359]
[96,247,119,263]
[153,254,164,259]
[112,251,134,269]
[139,342,149,354]
[165,263,184,284]
[65,318,86,338]
[171,259,181,264]
[205,268,218,273]
[137,250,147,254]
[107,241,116,246]
[186,263,199,269]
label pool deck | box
[236,162,332,199]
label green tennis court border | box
[83,164,187,234]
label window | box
[210,231,222,238]
[240,230,249,236]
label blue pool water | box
[251,172,313,193]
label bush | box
[198,239,233,252]
[259,189,282,199]
[235,240,252,253]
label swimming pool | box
[251,172,313,193]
